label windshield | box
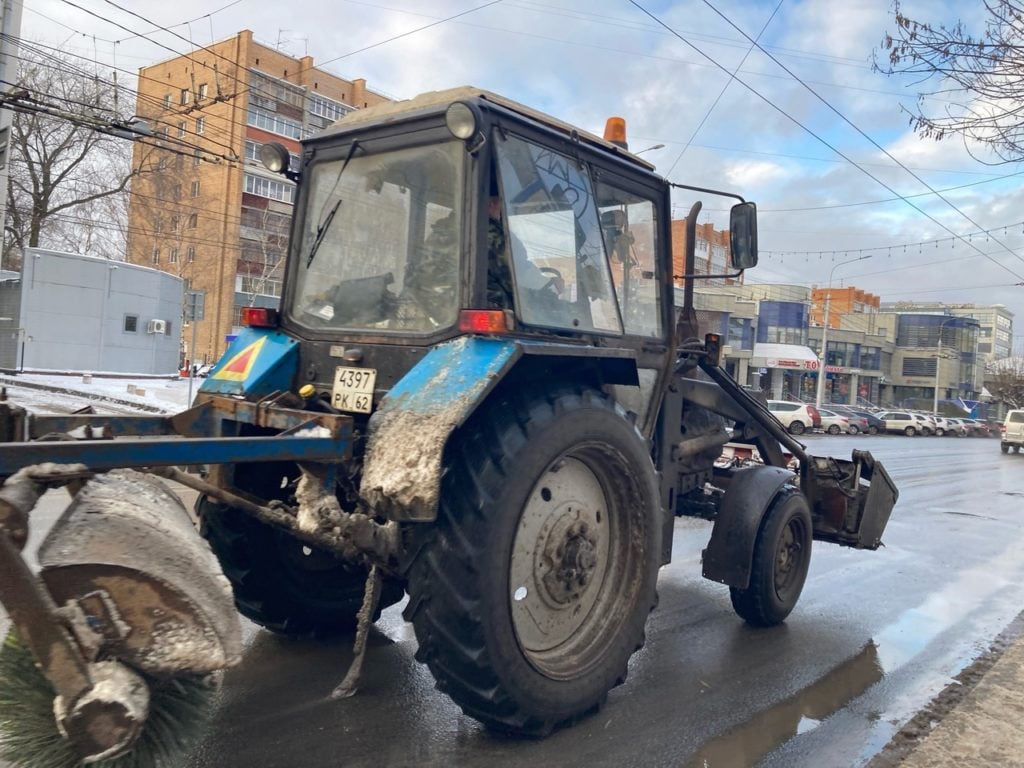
[290,142,464,332]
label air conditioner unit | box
[146,319,167,334]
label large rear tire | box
[404,388,660,735]
[199,498,403,636]
[729,486,812,627]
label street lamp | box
[933,316,958,417]
[633,143,665,155]
[815,254,872,410]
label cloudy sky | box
[18,0,1024,341]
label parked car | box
[825,405,879,434]
[941,417,970,437]
[817,408,852,434]
[908,412,937,436]
[766,400,821,435]
[876,410,934,436]
[1001,409,1024,453]
[964,418,992,437]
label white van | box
[1002,410,1024,453]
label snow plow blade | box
[809,450,898,550]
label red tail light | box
[241,307,278,327]
[458,309,510,334]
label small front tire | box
[788,421,806,435]
[729,486,812,627]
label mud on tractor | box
[0,88,897,761]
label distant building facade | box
[126,30,390,362]
[7,249,181,374]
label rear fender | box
[360,337,520,522]
[702,465,794,589]
[359,337,639,522]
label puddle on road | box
[682,642,883,768]
[685,536,1024,767]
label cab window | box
[494,134,621,334]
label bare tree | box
[987,349,1024,408]
[3,48,142,267]
[877,0,1024,164]
[238,201,289,306]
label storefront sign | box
[767,358,805,369]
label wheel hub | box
[541,515,599,605]
[509,456,611,657]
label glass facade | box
[757,301,808,345]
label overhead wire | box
[664,0,784,179]
[627,0,1024,284]
[697,0,1024,271]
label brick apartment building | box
[809,286,881,330]
[670,219,742,286]
[126,30,389,362]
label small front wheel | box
[788,421,806,435]
[730,486,812,627]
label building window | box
[151,247,160,264]
[163,94,171,109]
[193,150,201,167]
[170,215,180,232]
[154,219,163,234]
[188,213,198,228]
[180,88,190,105]
[198,83,208,100]
[187,246,196,263]
[309,93,352,121]
[191,181,200,197]
[246,107,301,139]
[124,315,138,333]
[244,173,295,204]
[173,185,181,201]
[169,247,179,264]
[177,121,186,138]
[195,117,205,135]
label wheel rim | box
[774,515,808,600]
[509,450,636,680]
[790,422,804,435]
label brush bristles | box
[0,632,220,768]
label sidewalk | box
[870,617,1024,768]
[0,371,193,413]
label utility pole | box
[0,0,24,271]
[815,254,872,410]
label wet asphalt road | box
[175,433,1024,768]
[5,433,1023,768]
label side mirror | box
[729,201,758,270]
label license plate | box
[331,366,377,414]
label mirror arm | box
[669,182,746,204]
[674,269,745,280]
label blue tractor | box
[0,88,896,759]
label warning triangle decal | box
[212,336,267,382]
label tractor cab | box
[279,88,673,346]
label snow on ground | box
[2,372,197,413]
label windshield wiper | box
[307,199,340,268]
[306,140,360,269]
